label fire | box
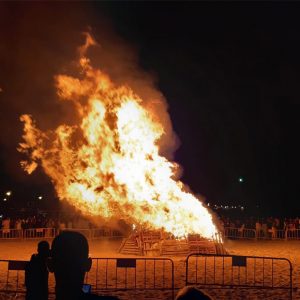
[18,34,218,239]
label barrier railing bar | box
[186,253,293,299]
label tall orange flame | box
[18,35,218,239]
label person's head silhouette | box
[176,286,213,300]
[47,231,92,300]
[37,240,50,258]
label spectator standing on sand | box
[262,219,268,238]
[25,241,50,300]
[271,220,277,239]
[238,223,245,237]
[2,217,10,238]
[47,231,119,300]
[15,219,22,230]
[255,220,261,238]
[2,217,10,230]
[59,221,66,231]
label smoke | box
[0,3,179,183]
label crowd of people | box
[0,214,128,239]
[220,216,300,230]
[221,217,300,230]
[220,216,300,238]
[0,215,97,231]
[1,214,300,234]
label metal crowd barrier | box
[224,227,256,239]
[0,229,23,239]
[0,257,175,299]
[87,257,175,299]
[0,228,124,240]
[92,228,123,239]
[60,228,124,240]
[1,227,300,242]
[186,253,293,299]
[91,228,110,239]
[286,229,300,240]
[24,228,56,239]
[275,229,286,239]
[0,260,28,295]
[224,227,300,240]
[0,259,56,298]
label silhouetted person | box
[176,286,213,300]
[25,240,50,300]
[47,231,118,300]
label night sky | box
[0,3,299,216]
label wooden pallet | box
[160,239,190,256]
[118,236,143,255]
[188,240,216,254]
[189,234,226,255]
[118,231,226,256]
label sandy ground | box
[0,238,299,299]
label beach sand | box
[0,238,299,299]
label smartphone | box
[82,284,92,294]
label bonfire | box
[18,33,219,243]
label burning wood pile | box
[119,229,225,256]
[18,33,220,244]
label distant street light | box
[3,198,7,202]
[5,191,11,196]
[238,177,244,183]
[38,196,43,200]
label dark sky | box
[0,2,299,216]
